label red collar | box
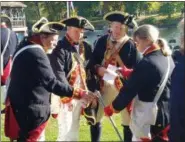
[143,43,160,56]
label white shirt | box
[74,44,80,53]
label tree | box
[146,2,161,14]
[159,2,184,18]
[102,2,125,14]
[24,2,40,21]
[124,2,148,17]
[24,1,67,23]
[74,2,101,17]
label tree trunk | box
[34,2,41,19]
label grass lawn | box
[1,111,123,141]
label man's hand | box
[117,67,133,78]
[80,91,97,108]
[104,105,114,117]
[97,66,107,77]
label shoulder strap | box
[10,44,44,74]
[1,28,11,55]
[66,55,78,79]
[66,52,85,79]
[111,37,130,68]
[12,44,44,66]
[154,57,170,103]
[102,36,130,66]
[5,44,44,103]
[1,28,11,76]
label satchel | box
[130,97,158,138]
[130,57,170,138]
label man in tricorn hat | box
[49,16,97,141]
[5,17,95,142]
[1,14,18,104]
[1,14,18,142]
[87,11,142,142]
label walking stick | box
[95,90,123,141]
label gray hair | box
[133,24,159,43]
[134,24,172,56]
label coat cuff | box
[111,103,120,113]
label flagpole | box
[67,2,69,18]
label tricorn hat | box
[32,17,65,34]
[1,14,12,29]
[104,11,138,29]
[60,16,95,31]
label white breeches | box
[132,135,141,141]
[132,134,151,141]
[96,82,131,126]
[37,129,45,141]
[57,99,82,141]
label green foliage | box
[103,2,125,13]
[142,17,157,24]
[74,2,101,17]
[1,112,123,141]
[124,2,148,16]
[22,1,184,29]
[146,2,161,13]
[71,8,78,17]
[139,13,182,27]
[159,2,184,18]
[24,1,66,25]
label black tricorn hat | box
[32,17,65,34]
[60,16,95,31]
[104,11,138,29]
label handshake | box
[79,90,98,108]
[51,90,98,119]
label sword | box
[74,52,123,141]
[95,90,123,141]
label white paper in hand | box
[103,64,118,85]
